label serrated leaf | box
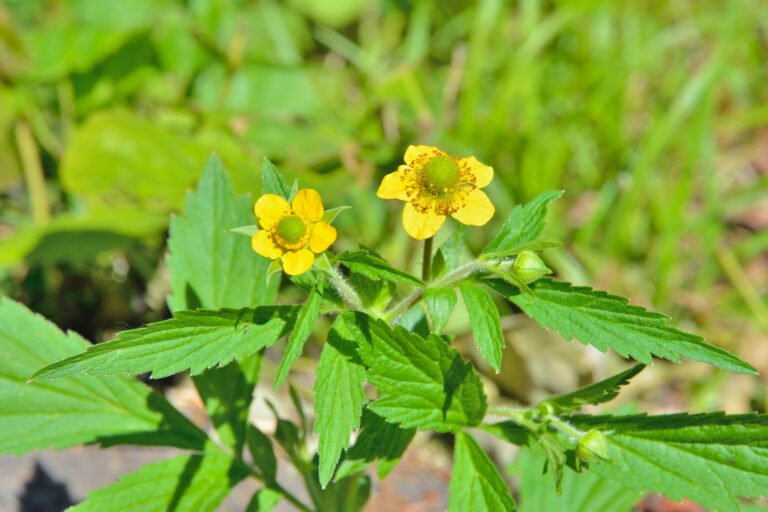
[460,281,505,372]
[483,190,563,256]
[167,155,276,312]
[32,307,298,381]
[262,157,291,199]
[314,317,367,487]
[274,285,322,388]
[488,279,756,375]
[193,352,262,454]
[449,432,516,512]
[424,286,457,334]
[246,424,278,483]
[340,312,487,431]
[167,155,279,454]
[335,410,416,481]
[541,364,645,414]
[515,446,642,512]
[0,298,206,455]
[339,249,424,286]
[539,432,568,492]
[70,450,248,512]
[570,413,768,512]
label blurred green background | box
[0,0,766,412]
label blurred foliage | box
[0,0,766,399]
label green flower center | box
[277,215,306,244]
[421,155,461,192]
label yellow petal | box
[460,156,494,188]
[377,166,410,200]
[281,249,315,276]
[309,222,337,253]
[254,194,291,229]
[402,202,445,240]
[451,188,495,226]
[292,189,324,222]
[251,230,283,259]
[404,145,442,166]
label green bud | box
[512,251,552,284]
[576,429,610,462]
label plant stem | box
[422,237,434,281]
[244,465,312,512]
[382,259,486,324]
[486,406,538,431]
[328,266,364,311]
[548,416,585,439]
[15,121,50,223]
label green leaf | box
[483,190,563,256]
[570,413,768,512]
[262,157,291,199]
[167,155,279,454]
[70,450,248,512]
[246,488,283,512]
[339,248,424,286]
[539,432,568,492]
[32,307,298,381]
[274,284,322,388]
[449,432,516,512]
[424,286,457,334]
[246,424,278,482]
[168,155,277,311]
[540,364,645,414]
[432,226,464,278]
[340,312,487,431]
[314,316,367,487]
[488,279,756,375]
[335,410,416,481]
[460,281,505,372]
[0,298,206,455]
[515,446,642,512]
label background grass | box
[0,0,766,412]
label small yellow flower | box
[251,189,337,276]
[377,145,495,239]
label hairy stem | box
[382,259,486,324]
[328,266,364,311]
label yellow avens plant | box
[251,189,338,275]
[20,155,763,512]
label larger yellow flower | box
[251,189,337,275]
[377,145,495,239]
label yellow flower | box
[377,145,495,239]
[251,189,337,276]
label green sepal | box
[229,224,260,237]
[288,179,299,201]
[262,158,291,199]
[266,260,282,285]
[323,205,351,223]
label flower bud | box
[576,429,610,462]
[512,251,551,284]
